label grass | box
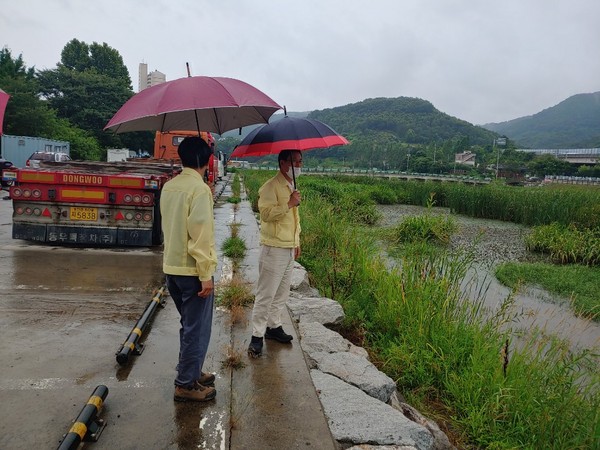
[387,212,457,246]
[326,174,600,229]
[242,170,600,449]
[222,236,246,259]
[526,222,600,265]
[495,261,600,321]
[231,173,241,197]
[216,277,254,309]
[221,344,245,370]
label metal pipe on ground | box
[57,385,108,450]
[116,285,167,365]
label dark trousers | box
[166,275,214,388]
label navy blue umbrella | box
[230,115,349,158]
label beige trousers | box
[251,245,295,338]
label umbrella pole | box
[194,110,201,135]
[291,163,296,190]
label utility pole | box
[495,139,499,179]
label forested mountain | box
[302,97,498,170]
[482,92,600,148]
[310,97,496,146]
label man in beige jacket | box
[161,136,217,402]
[248,150,302,357]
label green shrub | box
[527,223,600,265]
[367,185,398,204]
[390,214,457,245]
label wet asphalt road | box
[0,187,187,449]
[0,181,336,450]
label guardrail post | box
[116,285,167,365]
[57,385,108,450]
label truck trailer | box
[5,132,220,247]
[6,160,178,246]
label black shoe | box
[265,326,293,343]
[247,336,263,357]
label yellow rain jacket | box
[161,168,217,282]
[258,172,301,248]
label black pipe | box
[116,286,166,365]
[57,385,108,450]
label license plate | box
[70,207,98,221]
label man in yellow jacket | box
[161,136,217,402]
[248,150,302,357]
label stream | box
[376,204,600,354]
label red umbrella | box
[230,115,349,158]
[0,88,10,135]
[104,76,282,135]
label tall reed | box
[332,175,600,229]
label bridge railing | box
[248,166,491,183]
[544,175,600,185]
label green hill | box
[309,97,496,146]
[482,92,600,148]
[304,97,498,168]
[224,97,499,171]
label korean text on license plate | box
[70,207,98,221]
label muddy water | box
[377,204,600,354]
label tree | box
[1,47,103,159]
[528,155,576,177]
[37,39,140,151]
[577,165,600,178]
[215,136,242,157]
[60,39,90,72]
[0,48,58,137]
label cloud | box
[2,0,599,124]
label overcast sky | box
[2,0,599,125]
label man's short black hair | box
[278,150,301,167]
[178,136,213,168]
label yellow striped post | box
[116,285,166,365]
[57,385,108,450]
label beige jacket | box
[258,172,301,248]
[160,168,216,282]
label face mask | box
[286,166,301,179]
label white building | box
[455,151,476,167]
[138,63,166,91]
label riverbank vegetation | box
[320,174,600,318]
[243,170,599,449]
[495,263,600,321]
[526,222,600,265]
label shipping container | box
[0,135,70,168]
